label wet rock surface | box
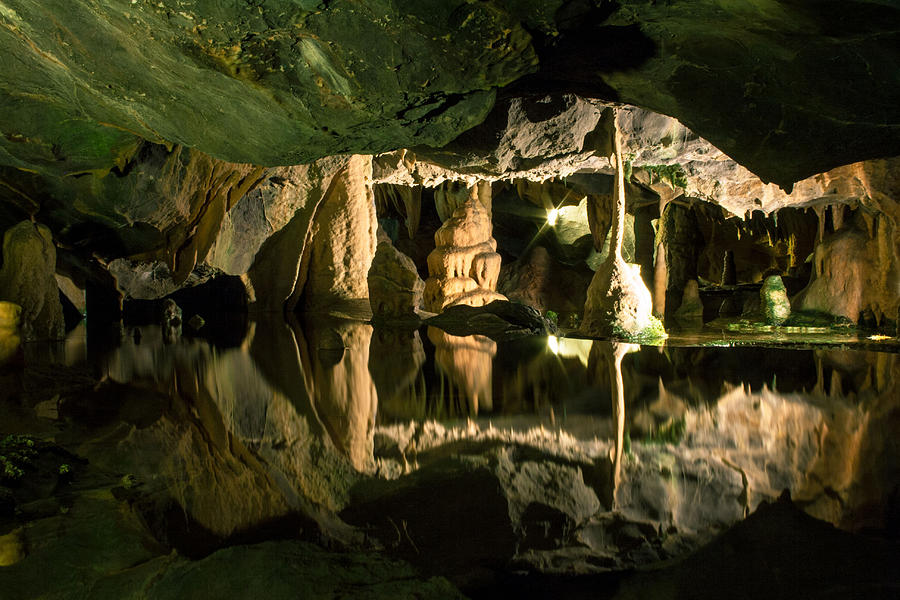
[426,300,556,341]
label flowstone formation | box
[424,188,506,313]
[581,112,665,341]
[0,221,64,341]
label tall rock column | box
[424,183,506,312]
[0,221,64,341]
[580,111,665,340]
[301,155,378,315]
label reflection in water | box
[38,316,895,569]
[427,327,496,416]
[303,318,377,473]
[590,342,638,507]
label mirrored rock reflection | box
[39,318,900,572]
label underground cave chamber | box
[1,2,899,597]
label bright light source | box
[547,208,559,226]
[548,335,559,355]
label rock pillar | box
[302,155,378,315]
[424,183,505,313]
[580,111,665,340]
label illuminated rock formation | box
[302,155,378,316]
[581,112,665,341]
[367,231,424,323]
[424,186,506,313]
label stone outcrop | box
[425,300,556,341]
[498,246,592,315]
[0,222,64,341]
[367,231,424,323]
[794,206,899,328]
[424,191,506,313]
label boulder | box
[425,300,557,341]
[0,222,64,341]
[368,233,424,324]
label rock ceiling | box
[1,0,898,187]
[0,0,898,305]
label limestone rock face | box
[0,222,64,341]
[499,246,592,314]
[794,215,900,327]
[0,1,537,178]
[368,235,424,323]
[424,198,506,312]
[760,275,791,325]
[302,155,378,315]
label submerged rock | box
[425,300,556,340]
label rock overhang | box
[0,0,897,187]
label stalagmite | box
[424,182,506,313]
[580,110,665,340]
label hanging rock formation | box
[0,222,64,341]
[424,188,506,313]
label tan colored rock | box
[368,232,424,322]
[301,155,378,316]
[794,215,899,326]
[0,221,64,341]
[424,189,506,312]
[221,156,351,312]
